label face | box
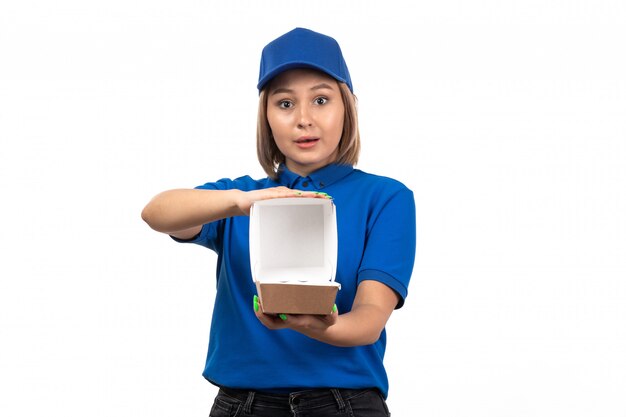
[266,68,345,177]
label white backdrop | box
[1,1,625,416]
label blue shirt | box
[173,164,416,398]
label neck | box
[285,162,327,178]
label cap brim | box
[257,61,348,92]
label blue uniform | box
[173,164,416,398]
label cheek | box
[324,103,345,135]
[267,112,290,137]
[328,113,345,139]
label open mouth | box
[294,137,319,148]
[295,137,319,144]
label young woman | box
[142,27,416,417]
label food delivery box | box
[249,198,340,315]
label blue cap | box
[257,28,353,93]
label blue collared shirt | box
[173,164,416,397]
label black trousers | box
[210,387,391,417]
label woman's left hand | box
[252,281,397,346]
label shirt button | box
[302,181,309,187]
[319,182,325,187]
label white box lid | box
[249,198,338,285]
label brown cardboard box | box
[255,282,339,315]
[249,198,340,315]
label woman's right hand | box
[142,187,331,237]
[234,186,331,216]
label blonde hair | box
[256,82,360,179]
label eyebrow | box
[270,83,336,96]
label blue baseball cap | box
[257,27,353,93]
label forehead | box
[268,68,339,91]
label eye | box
[278,100,293,109]
[314,97,328,105]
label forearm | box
[255,280,398,347]
[304,304,390,347]
[141,188,244,234]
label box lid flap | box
[249,198,337,284]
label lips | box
[295,136,319,144]
[294,136,320,148]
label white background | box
[1,1,625,416]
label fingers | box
[244,188,332,213]
[253,295,288,330]
[294,190,333,199]
[275,187,332,200]
[278,308,338,330]
[315,304,339,326]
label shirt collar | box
[276,163,354,189]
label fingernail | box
[279,314,287,321]
[253,295,259,312]
[332,304,338,313]
[314,192,333,199]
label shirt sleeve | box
[169,178,233,253]
[357,186,416,308]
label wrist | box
[230,189,250,216]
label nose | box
[297,106,313,128]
